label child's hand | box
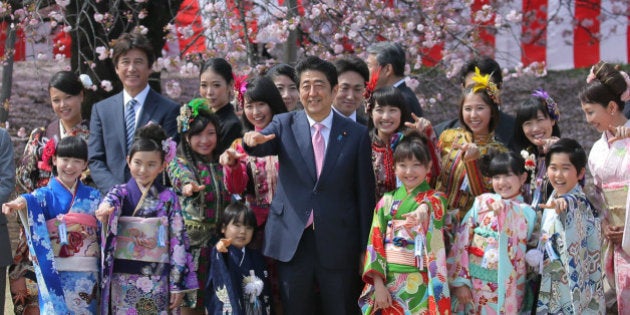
[243,131,275,147]
[453,141,480,162]
[404,113,432,134]
[402,204,429,231]
[169,292,184,310]
[2,198,26,215]
[538,197,568,214]
[453,285,473,306]
[486,199,505,215]
[607,124,630,144]
[372,276,392,310]
[216,238,232,253]
[182,182,205,197]
[95,202,114,223]
[219,149,245,167]
[604,224,624,245]
[532,137,559,154]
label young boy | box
[535,138,605,314]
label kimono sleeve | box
[361,197,389,284]
[447,197,480,289]
[167,191,199,293]
[167,157,198,194]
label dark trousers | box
[276,228,361,315]
[0,265,6,312]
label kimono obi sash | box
[468,226,499,283]
[114,216,169,264]
[384,219,426,270]
[45,213,99,272]
[603,185,627,227]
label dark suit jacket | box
[397,81,423,118]
[88,88,179,194]
[356,112,368,126]
[0,128,15,267]
[434,111,517,151]
[244,110,375,269]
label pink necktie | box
[312,123,325,177]
[307,123,325,228]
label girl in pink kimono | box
[448,151,536,314]
[580,60,630,314]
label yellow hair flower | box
[470,67,500,104]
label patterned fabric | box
[20,178,101,314]
[167,157,231,309]
[535,186,605,314]
[588,120,630,314]
[12,120,90,314]
[371,133,399,202]
[125,99,137,150]
[206,245,272,315]
[223,138,278,227]
[448,193,536,314]
[436,128,507,217]
[100,179,198,314]
[359,182,451,314]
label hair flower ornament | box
[39,138,57,172]
[177,98,210,134]
[471,67,500,105]
[532,89,560,121]
[162,138,177,163]
[364,67,381,113]
[233,74,248,111]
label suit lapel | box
[111,93,127,154]
[137,89,158,128]
[291,111,317,182]
[318,112,347,183]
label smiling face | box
[273,74,299,111]
[53,156,87,188]
[244,100,272,130]
[333,71,366,117]
[522,110,555,144]
[492,172,527,199]
[462,92,492,136]
[127,150,165,188]
[199,69,231,111]
[395,157,429,192]
[299,70,337,121]
[187,122,218,158]
[547,152,585,195]
[115,48,152,96]
[372,103,402,140]
[221,217,254,249]
[50,87,83,125]
[581,102,613,133]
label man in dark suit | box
[0,127,15,312]
[366,42,423,119]
[89,32,179,194]
[433,56,517,151]
[243,56,376,314]
[333,56,369,125]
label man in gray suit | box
[89,32,179,194]
[0,127,15,311]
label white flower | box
[94,13,104,23]
[79,74,93,89]
[100,80,113,92]
[95,46,108,60]
[56,0,70,7]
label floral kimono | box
[535,186,605,314]
[588,120,630,314]
[167,156,231,309]
[436,128,507,220]
[206,245,272,315]
[448,193,536,314]
[12,120,90,314]
[223,138,278,229]
[20,177,101,314]
[100,179,198,315]
[359,182,451,314]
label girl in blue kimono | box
[96,124,198,314]
[2,136,101,314]
[206,202,272,315]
